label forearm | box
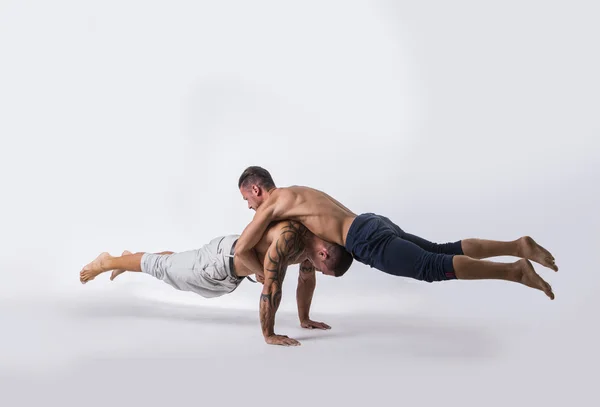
[237,248,264,277]
[259,292,276,338]
[296,277,316,322]
[260,282,282,338]
[236,206,275,275]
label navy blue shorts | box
[344,213,464,282]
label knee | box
[433,241,464,255]
[141,253,168,279]
[416,253,456,282]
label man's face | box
[240,185,264,211]
[312,257,336,277]
[309,247,336,277]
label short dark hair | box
[238,166,276,190]
[325,244,354,277]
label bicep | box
[263,229,302,289]
[263,240,288,285]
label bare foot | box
[80,252,111,284]
[110,250,131,281]
[513,259,554,300]
[518,236,558,271]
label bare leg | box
[110,250,133,281]
[110,250,175,281]
[462,236,558,271]
[453,256,554,300]
[79,250,175,284]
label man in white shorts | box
[79,220,352,346]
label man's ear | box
[318,248,329,260]
[252,185,261,196]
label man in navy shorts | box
[234,166,559,300]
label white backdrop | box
[1,1,598,406]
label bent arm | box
[236,205,276,277]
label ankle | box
[515,237,526,258]
[508,260,523,281]
[100,256,113,271]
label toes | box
[543,257,558,271]
[543,282,554,299]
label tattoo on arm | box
[259,221,308,337]
[300,264,313,273]
[265,221,307,284]
[297,259,316,322]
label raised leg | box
[79,250,175,284]
[371,235,554,300]
[461,236,558,271]
[382,216,558,271]
[110,250,175,280]
[453,256,554,300]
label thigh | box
[380,215,438,250]
[400,231,441,252]
[380,215,458,254]
[167,250,202,285]
[373,235,427,278]
[377,236,455,282]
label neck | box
[264,186,277,198]
[303,235,320,261]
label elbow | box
[235,244,250,258]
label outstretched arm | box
[259,223,305,346]
[236,203,277,278]
[296,260,331,330]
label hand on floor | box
[265,334,301,346]
[300,319,331,330]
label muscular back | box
[269,186,357,247]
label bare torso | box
[233,220,308,277]
[269,186,357,247]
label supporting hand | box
[265,334,301,346]
[300,319,331,330]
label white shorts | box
[140,234,244,298]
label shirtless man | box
[235,166,558,300]
[79,220,350,346]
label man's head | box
[306,237,354,277]
[238,166,276,210]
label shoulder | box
[264,187,297,217]
[271,187,296,200]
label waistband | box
[215,235,243,281]
[228,239,238,279]
[345,213,377,251]
[220,235,258,284]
